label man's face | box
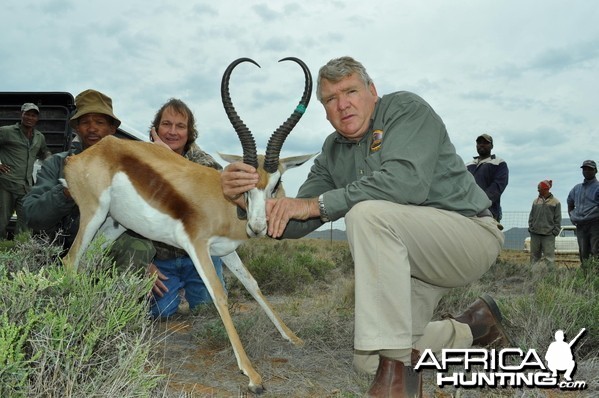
[582,166,597,180]
[156,106,189,155]
[76,113,116,148]
[538,186,550,198]
[21,110,39,129]
[320,73,378,141]
[476,139,493,158]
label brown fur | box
[65,136,248,242]
[63,135,306,393]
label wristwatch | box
[318,194,330,222]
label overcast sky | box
[2,0,598,215]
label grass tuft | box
[1,238,597,397]
[0,236,164,398]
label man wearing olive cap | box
[567,160,599,269]
[0,102,52,239]
[23,89,155,272]
[466,134,509,223]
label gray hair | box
[316,56,373,102]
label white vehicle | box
[524,225,579,254]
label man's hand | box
[221,162,259,208]
[0,164,10,174]
[147,262,169,297]
[266,197,319,238]
[150,127,171,150]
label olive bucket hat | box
[69,89,121,128]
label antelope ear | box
[218,153,243,164]
[278,153,319,172]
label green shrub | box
[0,310,40,397]
[514,268,599,357]
[0,233,63,276]
[0,238,164,397]
[438,256,599,362]
[234,240,336,295]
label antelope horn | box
[263,57,312,174]
[221,57,260,169]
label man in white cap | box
[0,102,51,239]
[567,160,599,269]
[466,133,509,223]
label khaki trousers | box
[529,232,556,268]
[345,201,503,372]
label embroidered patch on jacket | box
[370,129,383,152]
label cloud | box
[2,0,598,210]
[528,39,599,73]
[252,4,280,21]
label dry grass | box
[154,241,599,398]
[2,236,596,397]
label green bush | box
[235,240,336,295]
[514,268,599,357]
[438,256,599,362]
[0,310,40,396]
[0,238,164,397]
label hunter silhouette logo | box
[545,328,585,382]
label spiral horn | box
[263,57,312,173]
[221,57,260,169]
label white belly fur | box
[108,172,242,255]
[109,172,190,248]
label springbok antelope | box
[61,57,316,393]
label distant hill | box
[307,227,531,251]
[305,222,571,252]
[503,219,572,251]
[305,228,347,241]
[503,227,528,250]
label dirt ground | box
[154,302,363,398]
[153,251,590,398]
[153,309,591,398]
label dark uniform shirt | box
[0,122,50,194]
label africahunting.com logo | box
[415,328,587,391]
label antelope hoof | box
[292,336,305,347]
[249,383,265,394]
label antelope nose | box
[247,220,267,237]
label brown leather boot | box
[449,294,513,347]
[366,351,422,398]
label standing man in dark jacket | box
[567,160,599,270]
[0,103,52,239]
[466,134,509,223]
[528,179,561,268]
